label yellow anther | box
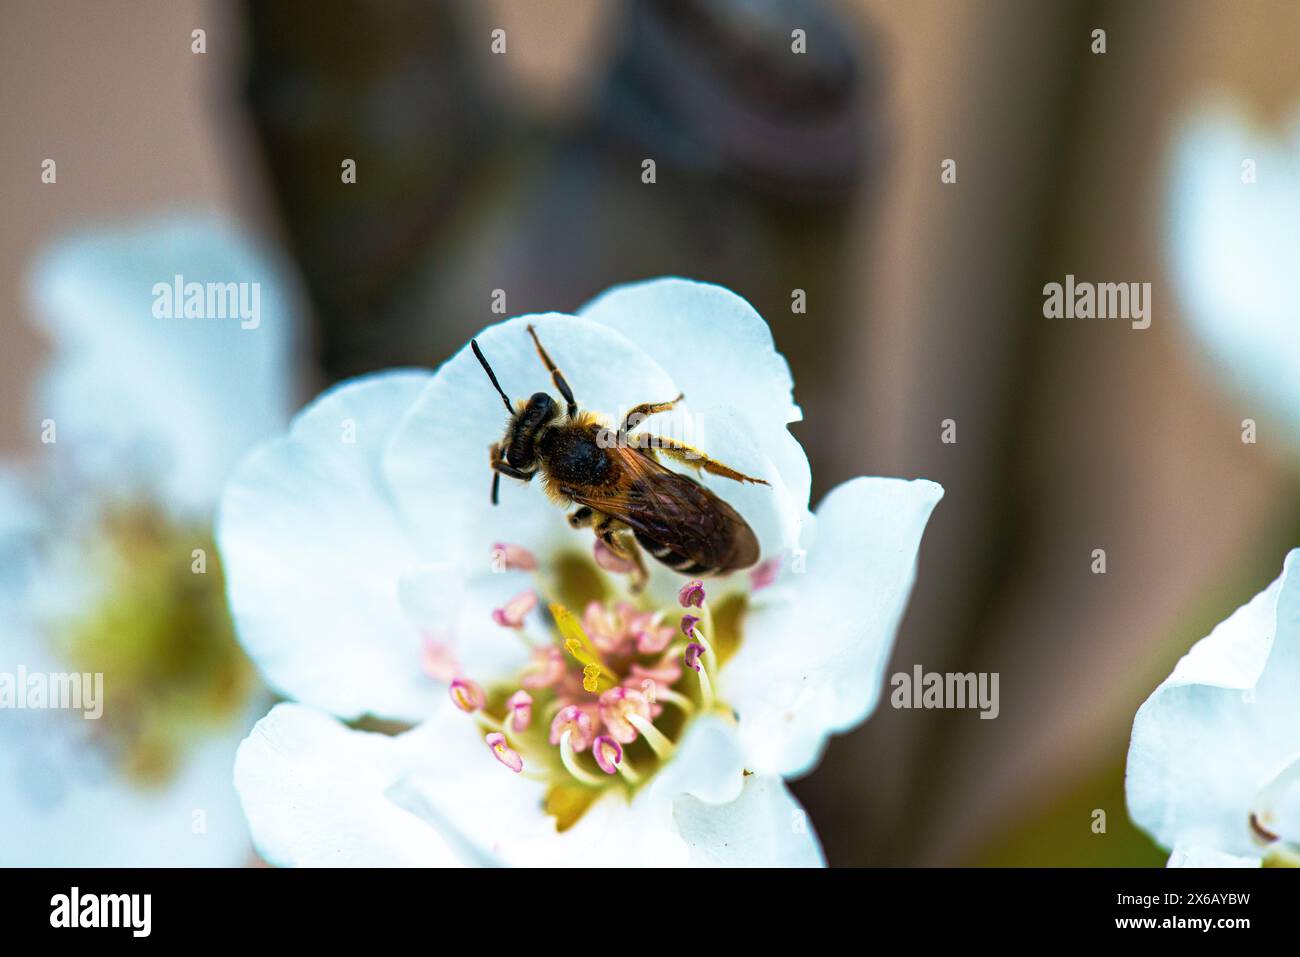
[551,603,616,691]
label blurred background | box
[2,0,1298,866]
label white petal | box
[647,714,746,806]
[1168,103,1300,428]
[0,469,42,604]
[218,372,439,721]
[395,713,812,867]
[1126,549,1300,856]
[579,277,801,440]
[234,704,462,866]
[726,477,944,777]
[394,713,743,867]
[238,704,820,867]
[0,700,258,866]
[240,702,647,868]
[28,214,301,512]
[1167,844,1260,868]
[673,774,825,867]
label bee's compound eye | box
[526,392,556,421]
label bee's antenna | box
[471,339,513,413]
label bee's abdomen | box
[633,530,721,576]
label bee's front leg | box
[490,442,533,481]
[490,443,534,505]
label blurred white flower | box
[1126,549,1300,868]
[1167,100,1300,433]
[0,214,301,865]
[221,278,942,866]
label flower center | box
[48,501,254,786]
[446,556,737,830]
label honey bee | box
[472,325,769,590]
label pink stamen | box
[593,735,623,775]
[626,656,682,705]
[521,646,566,689]
[507,690,533,733]
[419,634,460,682]
[750,558,781,592]
[550,705,594,752]
[492,542,538,571]
[449,677,485,713]
[599,686,652,744]
[680,613,701,638]
[486,732,523,773]
[634,612,675,654]
[684,642,704,673]
[492,590,538,629]
[678,579,706,608]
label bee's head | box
[518,392,558,428]
[505,392,559,469]
[472,337,566,480]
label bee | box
[471,325,769,590]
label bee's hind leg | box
[636,436,770,486]
[593,515,649,593]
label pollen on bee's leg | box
[486,732,524,773]
[492,590,538,629]
[449,677,486,713]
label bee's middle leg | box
[619,393,684,442]
[567,505,596,529]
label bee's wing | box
[568,448,759,571]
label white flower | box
[1167,100,1300,433]
[1126,549,1300,868]
[221,278,942,866]
[0,214,300,865]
